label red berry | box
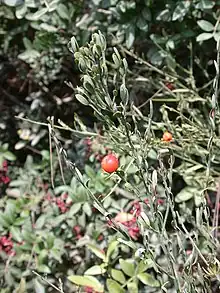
[162,131,173,142]
[101,154,119,173]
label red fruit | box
[162,131,173,142]
[101,154,119,173]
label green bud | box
[75,94,89,106]
[83,75,95,93]
[78,57,87,72]
[70,36,79,52]
[92,44,102,57]
[120,83,129,105]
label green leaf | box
[15,278,26,293]
[57,3,69,19]
[106,240,118,261]
[196,0,215,10]
[126,25,135,49]
[137,273,160,287]
[10,226,22,242]
[68,203,81,216]
[175,187,197,203]
[106,279,125,293]
[68,275,104,292]
[172,2,190,21]
[111,269,126,284]
[40,23,57,32]
[37,265,51,274]
[83,202,92,217]
[75,94,89,106]
[3,151,16,161]
[119,259,135,277]
[196,33,213,42]
[35,215,47,229]
[34,279,45,293]
[85,165,96,178]
[26,7,48,21]
[127,281,138,293]
[87,244,105,260]
[197,20,214,32]
[84,265,106,275]
[137,259,154,273]
[15,3,27,19]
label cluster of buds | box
[0,161,10,185]
[112,198,165,240]
[84,137,109,162]
[44,192,71,213]
[84,287,98,293]
[0,234,15,256]
[73,225,83,240]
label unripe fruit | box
[101,154,119,173]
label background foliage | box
[1,0,220,292]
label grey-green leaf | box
[119,259,135,277]
[197,20,214,32]
[137,273,160,287]
[106,279,125,293]
[75,94,89,106]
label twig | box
[32,271,64,293]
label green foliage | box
[1,1,220,292]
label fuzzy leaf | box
[68,275,104,292]
[119,259,135,277]
[111,269,126,284]
[106,279,125,293]
[137,273,160,287]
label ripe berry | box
[101,154,119,173]
[162,131,173,142]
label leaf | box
[106,279,125,293]
[197,20,214,32]
[85,165,96,178]
[15,3,27,19]
[68,275,104,292]
[111,269,126,284]
[26,7,48,21]
[37,265,51,274]
[35,215,47,229]
[57,3,69,19]
[196,33,213,42]
[40,23,57,32]
[87,244,105,260]
[137,259,154,273]
[84,265,106,275]
[83,202,92,217]
[137,273,160,287]
[10,226,22,242]
[127,281,138,293]
[34,279,45,293]
[119,259,135,277]
[196,0,215,10]
[106,240,118,261]
[126,25,135,49]
[15,278,26,293]
[3,151,16,161]
[172,2,190,21]
[75,94,89,106]
[3,0,24,6]
[68,203,81,216]
[175,187,197,203]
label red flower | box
[157,199,164,205]
[165,82,175,90]
[0,235,15,256]
[73,225,81,234]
